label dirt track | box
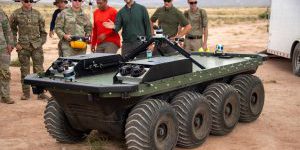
[0,21,299,150]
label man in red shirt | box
[91,0,121,53]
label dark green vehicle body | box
[25,50,265,138]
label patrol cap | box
[53,0,68,5]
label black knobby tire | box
[44,99,88,143]
[203,83,240,135]
[231,74,265,122]
[292,43,300,76]
[171,91,211,148]
[125,99,178,150]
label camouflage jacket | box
[0,8,14,52]
[10,7,47,49]
[55,8,92,41]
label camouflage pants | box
[0,49,11,100]
[184,38,203,53]
[17,46,44,96]
[60,40,86,57]
[96,42,119,54]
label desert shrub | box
[258,10,270,19]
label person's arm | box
[176,11,192,38]
[9,11,18,45]
[177,24,192,38]
[150,22,155,36]
[201,9,208,50]
[38,12,47,45]
[150,9,159,35]
[55,11,69,40]
[203,27,208,49]
[143,7,151,40]
[49,9,59,38]
[114,11,122,32]
[91,11,98,52]
[1,11,14,54]
[50,10,58,32]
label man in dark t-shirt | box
[150,0,191,55]
[103,0,151,57]
[50,0,67,38]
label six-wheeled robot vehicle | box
[25,35,266,149]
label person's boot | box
[37,93,49,100]
[21,94,30,100]
[2,97,15,104]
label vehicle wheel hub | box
[157,123,168,141]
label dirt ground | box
[0,20,299,150]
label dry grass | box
[256,24,269,32]
[233,31,245,36]
[86,131,108,150]
[10,59,21,67]
[205,8,267,27]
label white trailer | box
[267,0,300,76]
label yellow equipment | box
[70,40,87,49]
[69,36,90,50]
[198,47,210,52]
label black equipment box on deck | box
[126,57,192,82]
[46,53,122,78]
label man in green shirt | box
[150,0,192,55]
[103,0,151,57]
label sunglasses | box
[164,0,172,3]
[73,0,83,2]
[189,1,197,5]
[24,0,34,3]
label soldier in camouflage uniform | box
[184,0,208,53]
[10,0,48,100]
[55,0,92,57]
[0,8,15,104]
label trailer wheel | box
[44,99,88,143]
[125,99,178,150]
[203,83,240,135]
[231,74,265,122]
[292,43,300,76]
[171,91,211,148]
